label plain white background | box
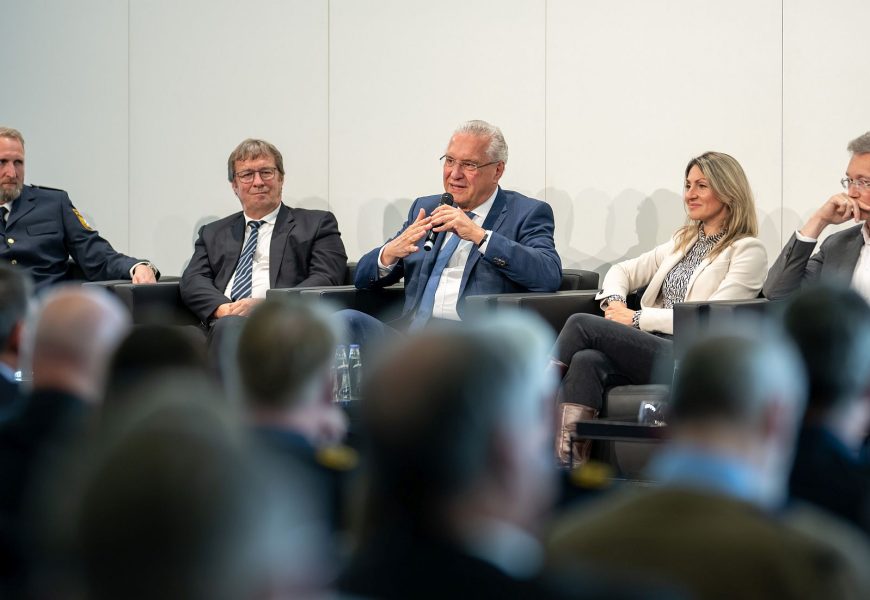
[4,0,868,279]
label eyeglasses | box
[235,168,279,184]
[440,155,500,173]
[841,177,870,190]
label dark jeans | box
[553,313,673,411]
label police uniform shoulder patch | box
[315,445,359,472]
[30,184,67,193]
[71,206,94,231]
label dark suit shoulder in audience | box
[339,525,650,600]
[790,425,870,534]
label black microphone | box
[423,192,454,251]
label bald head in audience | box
[26,286,129,403]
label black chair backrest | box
[560,269,598,291]
[343,262,357,285]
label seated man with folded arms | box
[0,127,158,289]
[765,131,870,300]
[345,120,561,346]
[180,138,347,335]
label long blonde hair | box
[674,151,758,260]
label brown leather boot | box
[555,402,599,467]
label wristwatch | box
[477,231,489,248]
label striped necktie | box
[230,220,264,301]
[0,207,8,239]
[408,212,475,331]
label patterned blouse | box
[660,225,726,308]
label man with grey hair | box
[180,137,347,330]
[548,333,869,598]
[339,312,588,598]
[765,131,870,301]
[349,120,561,341]
[0,127,158,289]
[0,286,130,594]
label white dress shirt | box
[795,225,870,304]
[378,188,497,321]
[224,205,280,300]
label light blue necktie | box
[230,220,264,301]
[408,212,475,331]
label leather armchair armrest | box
[464,290,601,334]
[112,281,200,326]
[269,284,406,321]
[673,297,780,362]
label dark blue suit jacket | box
[355,188,561,319]
[0,185,142,289]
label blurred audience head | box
[360,311,557,536]
[0,262,32,370]
[103,324,208,409]
[783,285,870,448]
[236,298,345,446]
[23,286,130,403]
[73,378,331,600]
[670,332,806,504]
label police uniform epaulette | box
[569,459,616,490]
[30,184,67,193]
[315,445,359,472]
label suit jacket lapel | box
[7,187,36,229]
[458,188,506,297]
[269,204,294,287]
[216,214,247,292]
[833,228,865,275]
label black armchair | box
[463,288,781,477]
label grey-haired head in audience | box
[358,310,557,536]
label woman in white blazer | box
[551,152,767,465]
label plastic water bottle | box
[348,344,363,401]
[334,345,350,402]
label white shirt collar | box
[469,187,498,222]
[243,203,281,225]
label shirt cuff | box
[794,230,818,243]
[377,244,398,278]
[130,261,157,279]
[477,230,493,254]
[599,294,627,311]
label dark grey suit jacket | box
[180,203,347,322]
[763,224,864,300]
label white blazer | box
[596,235,767,335]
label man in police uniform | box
[0,127,158,289]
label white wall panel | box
[782,0,870,248]
[128,0,329,275]
[547,0,782,275]
[5,0,129,250]
[329,0,546,260]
